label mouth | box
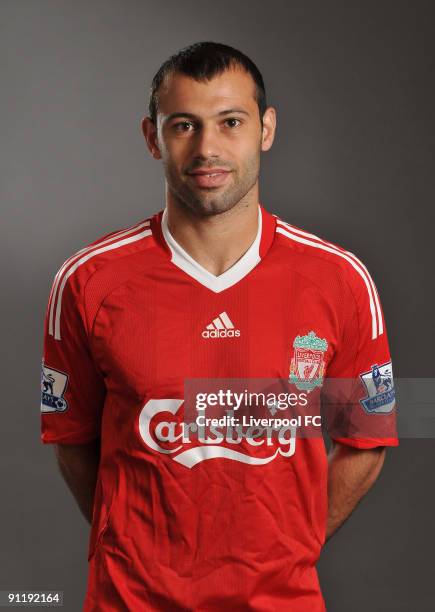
[186,168,232,189]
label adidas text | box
[202,329,241,339]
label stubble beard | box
[163,150,261,218]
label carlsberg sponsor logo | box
[138,399,296,469]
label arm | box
[41,264,106,524]
[54,438,101,525]
[326,440,386,541]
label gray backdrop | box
[1,0,434,610]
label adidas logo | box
[202,311,241,339]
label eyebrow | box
[164,108,250,123]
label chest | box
[91,264,340,401]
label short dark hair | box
[148,41,267,125]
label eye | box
[225,118,242,128]
[173,121,194,132]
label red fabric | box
[40,205,398,611]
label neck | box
[164,187,260,277]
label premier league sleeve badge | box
[359,362,396,414]
[41,362,69,413]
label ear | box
[141,116,161,160]
[261,107,277,152]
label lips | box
[187,168,232,188]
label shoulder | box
[274,213,374,289]
[46,215,157,340]
[273,214,384,339]
[54,216,156,291]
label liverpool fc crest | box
[290,331,328,391]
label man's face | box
[148,68,270,216]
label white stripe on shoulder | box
[275,217,383,335]
[50,221,152,340]
[48,219,150,333]
[275,219,382,339]
[48,219,150,336]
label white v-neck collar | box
[161,205,262,292]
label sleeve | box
[40,268,106,444]
[324,259,398,449]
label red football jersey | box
[40,204,398,611]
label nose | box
[192,123,222,160]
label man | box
[40,42,398,611]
